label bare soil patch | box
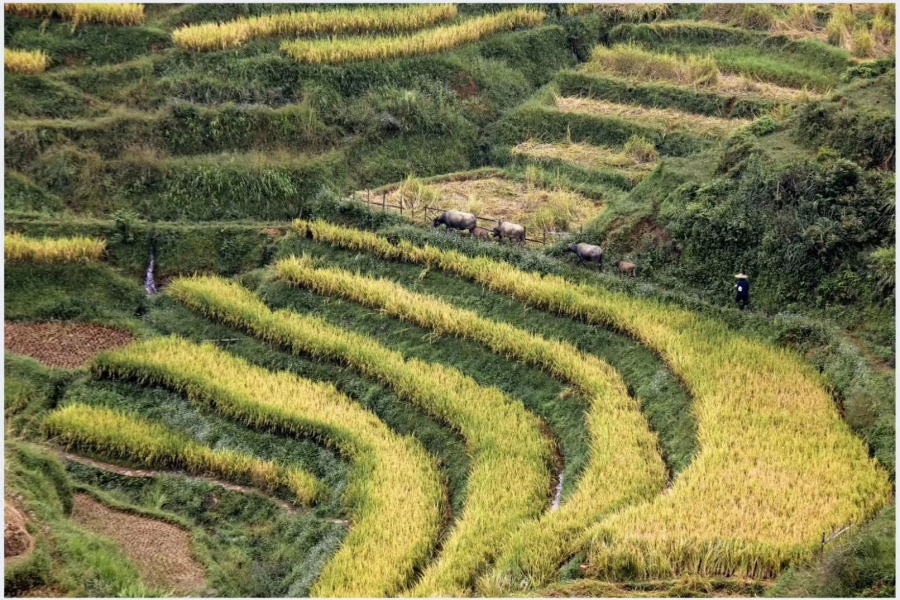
[71,494,206,595]
[5,499,34,563]
[5,322,134,369]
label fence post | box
[382,192,386,212]
[367,189,370,205]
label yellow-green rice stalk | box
[292,218,893,580]
[274,256,667,590]
[280,8,545,65]
[167,275,554,596]
[5,232,106,263]
[92,336,444,598]
[45,403,325,505]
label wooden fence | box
[350,190,581,247]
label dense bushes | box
[794,84,895,170]
[25,146,347,221]
[660,149,895,308]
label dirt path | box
[71,493,207,595]
[58,451,300,514]
[5,322,134,369]
[58,451,350,526]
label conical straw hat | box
[734,273,749,279]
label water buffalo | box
[433,210,477,234]
[616,261,636,278]
[472,226,491,240]
[492,221,525,244]
[567,242,603,269]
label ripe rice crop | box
[293,218,893,580]
[167,275,553,596]
[5,48,49,74]
[280,8,545,65]
[568,3,670,21]
[5,3,145,26]
[92,336,444,598]
[45,403,325,506]
[274,256,667,588]
[5,232,106,263]
[555,96,752,137]
[172,4,457,52]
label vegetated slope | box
[3,3,896,598]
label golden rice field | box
[274,255,667,589]
[5,3,145,26]
[167,274,554,596]
[5,48,48,74]
[45,403,325,506]
[512,139,656,180]
[172,4,458,52]
[554,96,753,138]
[5,232,106,263]
[280,8,545,65]
[292,218,893,581]
[92,336,445,598]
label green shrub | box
[4,171,66,213]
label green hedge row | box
[26,146,348,221]
[6,103,337,165]
[555,71,776,119]
[5,215,284,276]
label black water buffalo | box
[567,242,604,269]
[433,210,477,234]
[492,221,526,244]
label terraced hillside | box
[5,3,896,599]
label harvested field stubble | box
[293,219,893,581]
[555,96,752,137]
[512,139,655,177]
[167,275,554,596]
[71,493,205,595]
[5,322,134,369]
[379,176,604,233]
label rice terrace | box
[2,2,896,598]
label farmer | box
[734,273,750,311]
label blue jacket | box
[735,279,750,299]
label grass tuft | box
[5,48,49,74]
[5,233,106,264]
